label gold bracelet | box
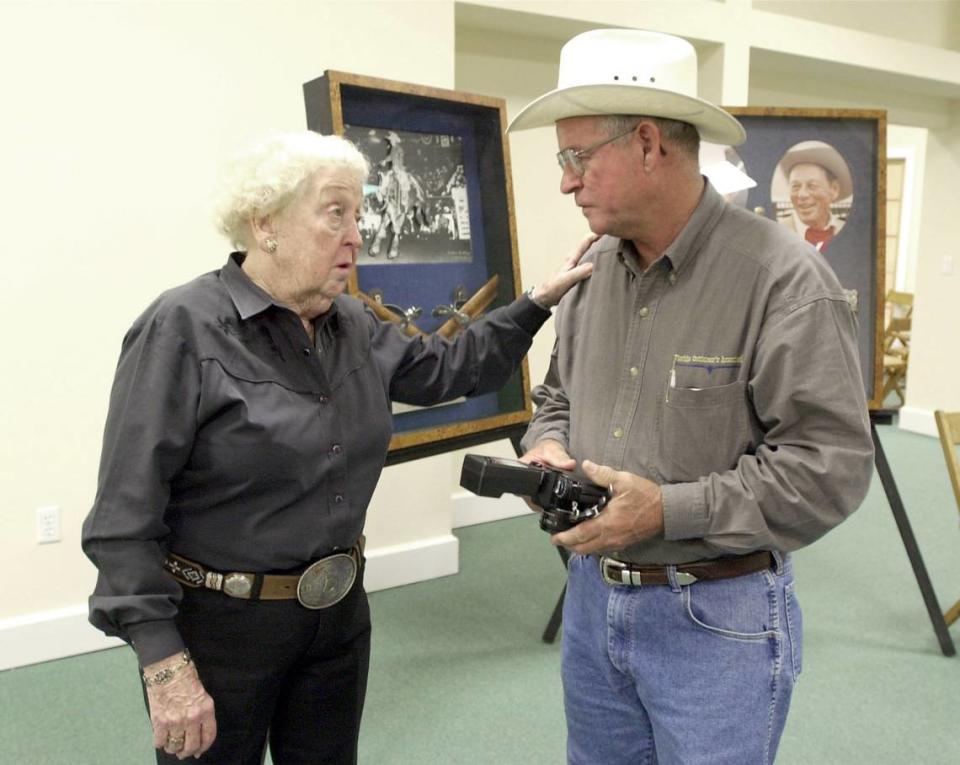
[142,650,192,687]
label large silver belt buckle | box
[296,553,357,609]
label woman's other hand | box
[144,654,217,760]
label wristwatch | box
[525,285,549,310]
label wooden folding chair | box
[886,290,914,320]
[935,410,960,626]
[881,316,911,406]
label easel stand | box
[504,435,568,644]
[871,411,955,656]
[536,413,958,655]
[541,549,568,644]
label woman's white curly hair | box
[214,131,370,249]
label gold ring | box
[167,733,185,750]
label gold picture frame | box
[304,71,531,461]
[723,107,887,409]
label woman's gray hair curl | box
[214,131,370,250]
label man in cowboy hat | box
[776,140,853,252]
[510,29,873,764]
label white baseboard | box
[362,533,459,592]
[0,605,124,672]
[896,406,937,437]
[0,534,460,671]
[451,490,530,528]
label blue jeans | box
[562,552,801,764]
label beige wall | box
[3,0,960,658]
[756,0,960,50]
[908,103,960,416]
[0,0,456,625]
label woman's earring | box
[264,238,278,254]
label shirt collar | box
[220,252,341,332]
[661,178,726,274]
[221,252,275,320]
[792,211,841,238]
[616,178,727,277]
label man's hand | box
[520,438,576,471]
[519,439,576,512]
[145,654,217,760]
[528,233,598,308]
[550,460,665,554]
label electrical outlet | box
[36,505,61,544]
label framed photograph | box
[723,108,887,410]
[304,71,530,461]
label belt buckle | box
[601,557,640,586]
[296,553,357,609]
[600,557,698,587]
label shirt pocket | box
[660,379,752,482]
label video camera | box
[459,454,610,533]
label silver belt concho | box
[296,553,357,609]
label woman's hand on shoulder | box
[527,233,599,309]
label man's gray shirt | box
[522,181,874,564]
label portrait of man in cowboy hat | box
[773,140,854,253]
[509,27,874,765]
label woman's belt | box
[163,537,364,610]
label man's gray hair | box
[214,131,370,250]
[599,114,700,159]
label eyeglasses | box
[556,124,638,176]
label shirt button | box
[613,427,624,439]
[334,494,344,504]
[302,347,311,357]
[330,444,342,456]
[629,366,639,377]
[639,306,649,317]
[669,273,677,285]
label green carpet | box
[1,423,957,763]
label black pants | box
[150,567,370,765]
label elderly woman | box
[81,131,592,764]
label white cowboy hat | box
[507,29,745,146]
[773,140,854,200]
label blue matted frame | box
[304,71,531,460]
[725,107,886,410]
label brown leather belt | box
[600,550,773,587]
[164,537,365,607]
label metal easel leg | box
[542,547,570,644]
[871,419,955,656]
[509,433,570,644]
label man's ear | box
[828,180,841,202]
[635,120,663,173]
